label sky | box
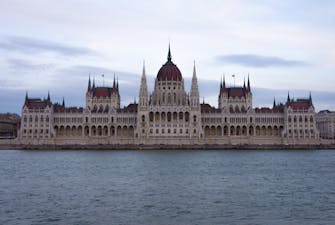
[0,0,335,114]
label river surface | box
[1,150,335,225]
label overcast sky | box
[0,0,334,113]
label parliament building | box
[19,47,320,145]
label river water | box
[1,150,335,225]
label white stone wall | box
[316,111,335,139]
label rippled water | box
[1,150,335,225]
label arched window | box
[168,93,172,104]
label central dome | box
[156,47,183,81]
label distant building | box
[19,47,320,145]
[316,110,335,139]
[0,113,20,139]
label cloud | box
[7,58,55,72]
[216,54,309,68]
[0,36,94,56]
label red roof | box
[201,103,221,113]
[288,99,312,110]
[157,61,182,81]
[92,87,119,97]
[255,107,272,113]
[221,87,250,98]
[117,103,138,113]
[53,104,83,113]
[24,98,51,109]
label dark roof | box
[117,103,138,113]
[221,86,251,98]
[53,104,83,113]
[24,98,51,109]
[201,103,221,113]
[91,87,119,97]
[287,99,312,110]
[0,113,20,123]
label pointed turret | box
[113,74,116,88]
[273,97,276,108]
[25,91,28,102]
[309,91,313,105]
[220,76,223,89]
[223,75,226,88]
[139,61,148,110]
[87,75,91,92]
[62,97,65,107]
[116,76,119,90]
[287,92,291,103]
[243,77,246,90]
[190,61,200,108]
[92,77,95,89]
[247,74,250,92]
[47,91,50,101]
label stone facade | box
[19,48,320,145]
[316,110,335,139]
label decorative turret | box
[87,76,91,92]
[287,92,291,103]
[92,77,95,89]
[243,77,246,90]
[273,97,276,108]
[139,61,148,110]
[47,91,50,102]
[62,97,65,107]
[190,61,200,108]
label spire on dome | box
[167,43,172,62]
